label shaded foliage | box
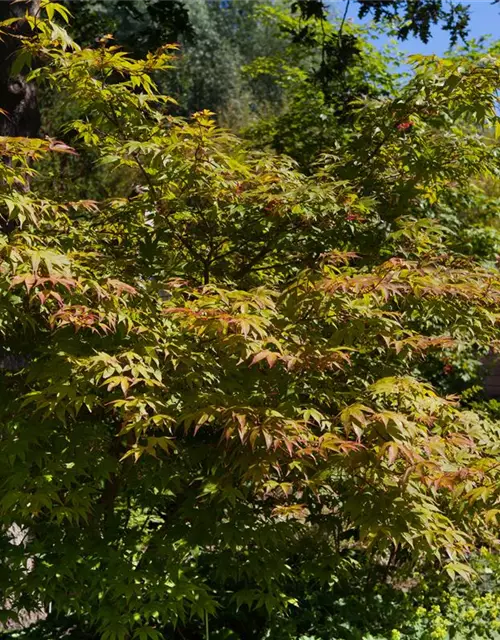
[0,0,40,139]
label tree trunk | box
[0,0,41,139]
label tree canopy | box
[1,2,500,640]
[63,0,500,51]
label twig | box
[338,0,351,44]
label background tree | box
[54,0,500,134]
[60,0,500,58]
[242,5,405,168]
[63,0,192,58]
[0,0,40,139]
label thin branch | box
[338,0,351,44]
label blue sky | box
[330,1,500,56]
